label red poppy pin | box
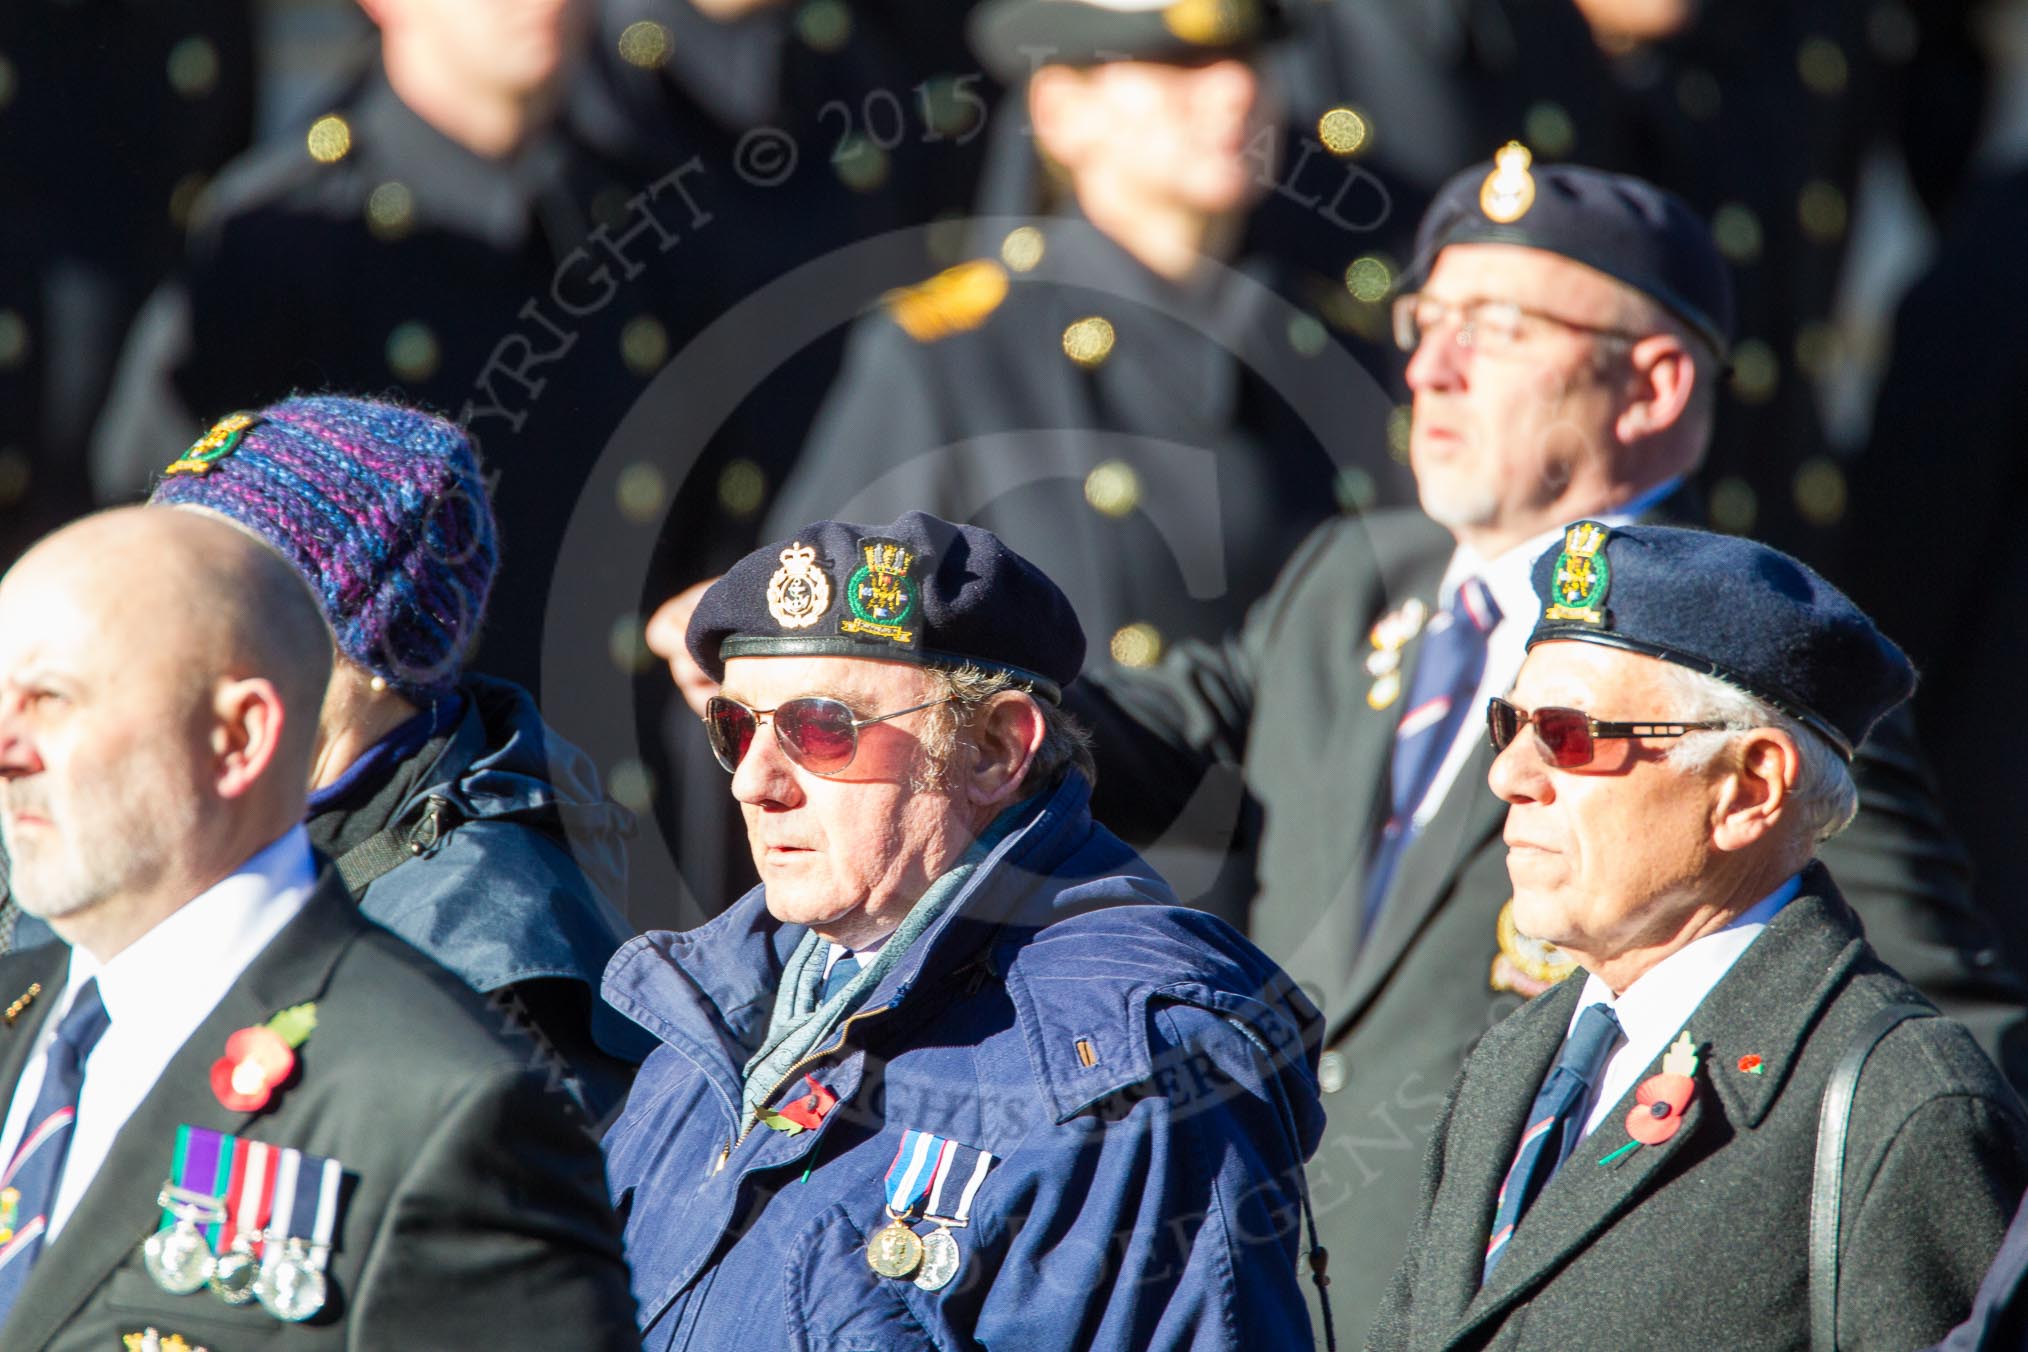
[1738,1053,1764,1075]
[210,1003,317,1112]
[1624,1030,1700,1146]
[773,1075,839,1132]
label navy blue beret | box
[968,0,1283,84]
[1405,146,1735,358]
[1525,522,1913,760]
[688,512,1085,702]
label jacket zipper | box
[716,1000,898,1170]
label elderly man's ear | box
[210,677,290,801]
[960,693,1047,813]
[1709,728,1803,854]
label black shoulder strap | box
[1810,1001,1934,1352]
[334,795,455,899]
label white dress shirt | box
[0,826,317,1239]
[1409,480,1682,829]
[1570,872,1804,1140]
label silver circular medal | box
[207,1242,260,1305]
[142,1221,213,1296]
[913,1226,961,1292]
[255,1246,329,1322]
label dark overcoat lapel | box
[0,879,360,1350]
[1419,869,1876,1349]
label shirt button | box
[1318,1050,1346,1095]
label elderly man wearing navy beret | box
[1370,522,2028,1351]
[601,512,1327,1349]
[1055,148,2028,1336]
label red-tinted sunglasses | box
[1486,696,1728,768]
[704,694,952,776]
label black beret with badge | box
[1525,521,1916,760]
[1403,144,1737,359]
[688,511,1086,703]
[968,0,1284,84]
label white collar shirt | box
[1571,872,1804,1141]
[1409,479,1682,829]
[0,826,317,1239]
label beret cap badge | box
[1543,520,1611,627]
[766,542,833,631]
[1478,141,1537,225]
[838,538,920,648]
[163,412,260,477]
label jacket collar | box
[602,774,1135,1066]
[1446,862,1868,1342]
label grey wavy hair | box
[1653,661,1858,846]
[913,663,1097,795]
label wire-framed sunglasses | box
[1486,697,1728,768]
[703,694,953,776]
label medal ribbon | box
[158,1125,235,1245]
[219,1138,278,1258]
[261,1147,342,1271]
[882,1130,945,1216]
[922,1140,996,1227]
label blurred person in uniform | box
[749,0,1410,914]
[0,506,637,1350]
[1058,154,2025,1337]
[1560,0,1990,560]
[603,512,1328,1349]
[1370,522,2027,1352]
[91,0,723,706]
[0,0,255,569]
[141,396,644,1118]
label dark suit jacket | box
[1370,867,2028,1352]
[1077,503,2027,1332]
[0,872,639,1351]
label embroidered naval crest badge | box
[1365,598,1428,709]
[164,413,259,477]
[1479,141,1537,225]
[839,538,920,647]
[1489,897,1577,997]
[1543,520,1611,626]
[766,542,833,630]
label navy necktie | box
[820,954,862,1005]
[0,977,111,1321]
[1364,576,1501,932]
[1482,1001,1622,1282]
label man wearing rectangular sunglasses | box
[600,511,1330,1349]
[1370,520,2028,1350]
[1066,150,2027,1337]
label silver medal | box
[142,1219,213,1296]
[207,1238,260,1305]
[913,1226,961,1292]
[254,1238,329,1322]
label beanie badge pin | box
[164,413,260,477]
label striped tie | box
[1364,576,1501,931]
[1482,1001,1622,1282]
[0,977,111,1323]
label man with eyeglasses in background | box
[1064,148,2028,1339]
[600,511,1328,1349]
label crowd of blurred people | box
[6,0,2028,1346]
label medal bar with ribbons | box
[254,1146,343,1323]
[144,1126,235,1297]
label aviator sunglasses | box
[704,694,953,775]
[1486,696,1728,768]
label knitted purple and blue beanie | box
[150,395,498,703]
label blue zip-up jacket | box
[601,772,1326,1350]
